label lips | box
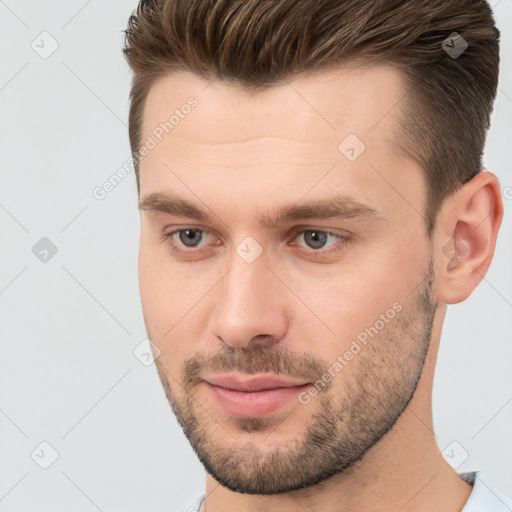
[204,374,311,417]
[206,374,309,391]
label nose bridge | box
[225,248,269,304]
[209,242,287,348]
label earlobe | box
[436,170,503,305]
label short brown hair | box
[122,0,500,234]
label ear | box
[435,170,503,305]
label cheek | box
[138,243,185,347]
[138,243,213,364]
[138,244,168,323]
[292,252,415,362]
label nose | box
[207,248,288,350]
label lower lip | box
[206,383,310,417]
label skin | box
[137,63,503,512]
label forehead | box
[138,63,424,231]
[141,63,406,151]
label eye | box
[292,229,350,254]
[297,230,337,250]
[174,228,207,247]
[162,227,216,254]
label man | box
[122,0,511,511]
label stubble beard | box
[153,260,437,495]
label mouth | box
[203,374,311,418]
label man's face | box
[138,64,438,494]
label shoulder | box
[173,493,205,512]
[460,471,512,512]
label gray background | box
[0,1,511,511]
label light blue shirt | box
[177,471,512,511]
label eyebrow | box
[138,192,381,228]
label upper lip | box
[205,374,310,392]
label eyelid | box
[291,225,351,238]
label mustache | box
[182,344,330,392]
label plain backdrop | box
[1,1,511,511]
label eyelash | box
[161,227,351,257]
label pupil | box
[306,230,327,249]
[180,229,201,247]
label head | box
[123,0,503,495]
